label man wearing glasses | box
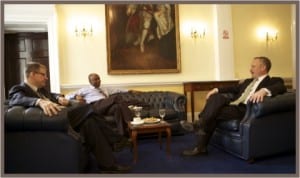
[8,62,131,173]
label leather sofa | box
[4,105,83,173]
[209,91,296,162]
[105,91,187,135]
[4,91,187,173]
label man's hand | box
[248,88,268,103]
[58,96,70,106]
[75,95,86,104]
[206,88,218,100]
[38,99,62,116]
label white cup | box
[133,117,141,122]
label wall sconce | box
[191,28,206,40]
[257,27,278,46]
[266,31,278,42]
[75,25,93,38]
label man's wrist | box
[214,88,219,93]
[35,99,41,106]
[262,88,271,96]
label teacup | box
[133,117,141,122]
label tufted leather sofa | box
[209,92,296,162]
[4,91,187,173]
[4,104,83,173]
[105,91,187,135]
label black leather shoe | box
[101,164,131,173]
[113,138,132,152]
[181,147,208,156]
[180,120,195,132]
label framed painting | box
[105,4,181,74]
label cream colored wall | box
[56,4,218,90]
[232,4,293,79]
[55,4,294,120]
[57,5,107,85]
[3,3,295,122]
[57,4,293,90]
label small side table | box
[127,121,172,163]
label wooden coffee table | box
[127,121,172,163]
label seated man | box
[180,56,287,156]
[8,62,131,173]
[66,73,135,136]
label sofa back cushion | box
[116,91,168,109]
[113,91,185,120]
[5,106,69,132]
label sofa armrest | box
[165,92,186,112]
[248,92,295,119]
[239,92,295,134]
[5,106,69,132]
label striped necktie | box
[230,79,257,105]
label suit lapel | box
[22,83,52,100]
[22,83,40,98]
[240,79,254,93]
[256,75,270,91]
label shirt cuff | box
[35,99,41,106]
[263,88,272,96]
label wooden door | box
[4,32,50,98]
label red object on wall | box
[222,30,229,39]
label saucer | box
[130,120,144,125]
[143,117,161,124]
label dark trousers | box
[199,93,247,135]
[80,115,124,169]
[67,104,124,170]
[92,95,133,135]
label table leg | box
[131,131,138,163]
[166,127,171,157]
[158,131,162,149]
[191,91,195,122]
[184,91,188,120]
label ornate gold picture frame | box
[105,4,181,74]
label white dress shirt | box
[244,74,271,104]
[66,86,128,104]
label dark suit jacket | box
[8,83,85,132]
[218,76,287,101]
[8,83,61,107]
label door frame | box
[4,4,61,93]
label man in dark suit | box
[180,56,287,156]
[8,62,131,173]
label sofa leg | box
[247,158,255,164]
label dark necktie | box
[37,89,49,100]
[98,88,108,98]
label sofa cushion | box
[217,119,240,131]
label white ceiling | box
[4,4,55,32]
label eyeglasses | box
[35,72,48,77]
